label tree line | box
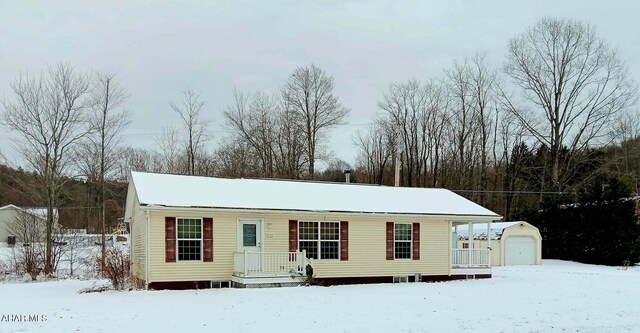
[354,18,638,219]
[1,17,639,271]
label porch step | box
[234,281,303,288]
[450,267,492,275]
[231,275,306,288]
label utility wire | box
[451,189,567,195]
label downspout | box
[145,208,150,290]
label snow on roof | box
[25,207,58,222]
[0,204,21,211]
[130,171,501,217]
[455,221,526,240]
[0,204,52,222]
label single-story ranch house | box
[125,171,502,289]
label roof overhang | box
[140,204,502,221]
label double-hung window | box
[177,218,202,261]
[394,223,412,259]
[298,221,340,260]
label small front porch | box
[451,221,494,276]
[232,250,310,287]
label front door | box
[239,220,262,252]
[239,220,262,273]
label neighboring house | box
[125,171,502,289]
[454,221,542,266]
[0,204,48,247]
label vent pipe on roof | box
[343,169,351,183]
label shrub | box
[12,245,44,281]
[129,276,146,290]
[0,258,8,281]
[98,248,130,290]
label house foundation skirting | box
[148,281,231,290]
[313,274,491,286]
[146,274,491,290]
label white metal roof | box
[130,171,501,218]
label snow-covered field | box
[1,260,638,333]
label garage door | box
[505,236,536,265]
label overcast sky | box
[1,0,639,170]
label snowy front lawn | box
[1,260,638,332]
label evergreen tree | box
[529,175,640,265]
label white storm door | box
[239,220,262,273]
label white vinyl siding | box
[141,207,496,283]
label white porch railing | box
[233,250,307,277]
[451,249,490,267]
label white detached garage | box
[455,221,542,266]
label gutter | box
[140,205,502,222]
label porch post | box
[301,249,307,273]
[454,224,459,248]
[486,221,492,267]
[468,221,473,266]
[243,250,248,276]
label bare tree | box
[81,72,129,276]
[2,63,91,274]
[611,110,640,145]
[468,54,498,204]
[273,97,307,179]
[213,139,261,178]
[224,90,279,177]
[354,119,394,184]
[377,79,449,187]
[445,60,480,190]
[608,110,640,192]
[155,126,182,173]
[503,17,637,190]
[59,227,84,277]
[283,64,350,178]
[170,89,209,175]
[223,89,307,179]
[115,146,164,179]
[498,112,529,218]
[425,89,451,188]
[378,80,426,187]
[49,222,70,275]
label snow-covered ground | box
[0,245,102,280]
[0,260,638,332]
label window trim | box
[394,222,413,260]
[298,220,341,260]
[176,217,203,262]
